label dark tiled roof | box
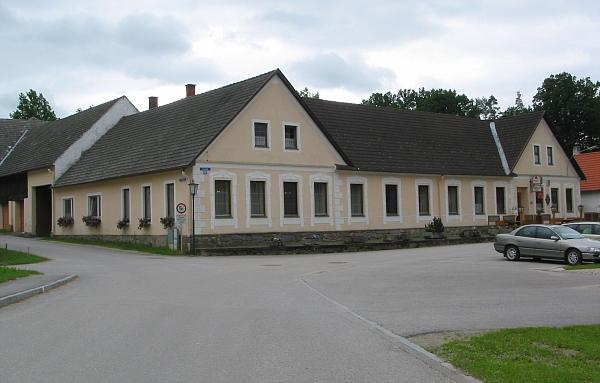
[304,99,507,176]
[55,70,278,187]
[0,119,46,164]
[0,98,123,177]
[493,112,544,170]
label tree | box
[533,72,600,152]
[298,87,320,99]
[503,91,532,116]
[476,95,500,120]
[10,89,57,121]
[362,88,481,118]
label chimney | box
[148,96,158,109]
[185,83,196,97]
[573,145,580,156]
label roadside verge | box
[0,274,78,309]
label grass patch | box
[433,325,600,383]
[0,267,40,284]
[565,263,600,270]
[45,237,183,256]
[0,248,48,265]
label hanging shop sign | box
[530,176,543,192]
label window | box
[253,122,268,148]
[284,125,298,150]
[142,186,151,220]
[536,227,555,240]
[350,184,364,217]
[496,187,506,214]
[566,188,573,213]
[385,184,398,216]
[215,180,231,217]
[447,185,459,215]
[283,182,298,217]
[63,198,73,218]
[314,182,328,217]
[551,187,559,212]
[88,195,101,217]
[474,186,485,215]
[165,183,175,218]
[122,188,130,220]
[516,226,536,237]
[533,145,541,165]
[547,146,554,165]
[418,185,430,216]
[250,181,266,217]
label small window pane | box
[534,145,540,164]
[254,122,268,148]
[88,195,100,217]
[215,180,231,217]
[536,227,555,239]
[64,198,73,218]
[250,181,266,217]
[285,125,298,149]
[448,186,459,215]
[474,187,485,215]
[350,184,364,217]
[385,184,398,216]
[496,187,506,214]
[566,188,573,213]
[551,188,559,212]
[593,224,600,235]
[547,147,554,165]
[143,186,151,220]
[314,182,328,217]
[122,189,130,220]
[517,226,536,237]
[166,183,175,218]
[283,182,298,217]
[418,185,430,216]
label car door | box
[534,227,562,259]
[514,226,538,256]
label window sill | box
[282,216,303,225]
[215,216,233,219]
[248,217,270,226]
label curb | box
[0,274,78,309]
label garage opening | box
[34,185,52,237]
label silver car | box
[562,222,600,241]
[494,224,600,265]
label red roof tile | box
[575,152,600,191]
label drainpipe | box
[438,175,444,221]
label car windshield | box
[553,226,584,239]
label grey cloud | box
[117,14,190,54]
[288,53,395,91]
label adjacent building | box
[574,151,600,215]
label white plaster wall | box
[54,97,138,178]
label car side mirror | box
[550,235,559,241]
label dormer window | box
[284,124,298,150]
[253,122,268,148]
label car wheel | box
[565,249,582,266]
[504,245,520,261]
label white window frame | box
[494,182,508,215]
[279,173,303,226]
[382,177,402,224]
[347,176,368,224]
[282,122,301,152]
[245,172,271,227]
[445,179,462,220]
[550,182,560,213]
[564,183,575,216]
[415,178,434,221]
[120,186,131,221]
[546,145,555,166]
[533,144,541,166]
[210,171,238,228]
[86,192,102,218]
[140,184,152,222]
[471,181,487,220]
[251,119,271,151]
[62,196,74,218]
[310,174,333,226]
[163,181,176,219]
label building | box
[0,69,586,250]
[574,151,600,215]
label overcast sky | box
[1,0,600,118]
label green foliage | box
[0,267,40,284]
[298,87,320,99]
[433,325,600,383]
[0,248,48,265]
[362,88,482,118]
[45,237,183,255]
[475,94,500,119]
[10,89,57,121]
[425,217,445,233]
[503,91,533,116]
[533,72,600,152]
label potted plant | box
[117,218,130,230]
[82,215,101,227]
[160,217,175,229]
[57,216,74,228]
[138,217,151,230]
[425,217,445,239]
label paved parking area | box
[0,236,598,383]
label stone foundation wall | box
[53,234,171,248]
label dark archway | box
[34,185,52,237]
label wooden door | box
[18,200,24,232]
[1,203,8,229]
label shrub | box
[82,216,101,227]
[57,216,74,227]
[425,217,444,233]
[117,218,130,230]
[160,217,175,229]
[138,218,151,230]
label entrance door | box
[18,200,24,232]
[1,203,8,229]
[34,185,52,237]
[517,187,528,224]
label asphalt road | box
[1,236,599,383]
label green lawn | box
[565,263,600,270]
[0,267,40,284]
[433,325,600,383]
[45,237,183,256]
[0,248,48,265]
